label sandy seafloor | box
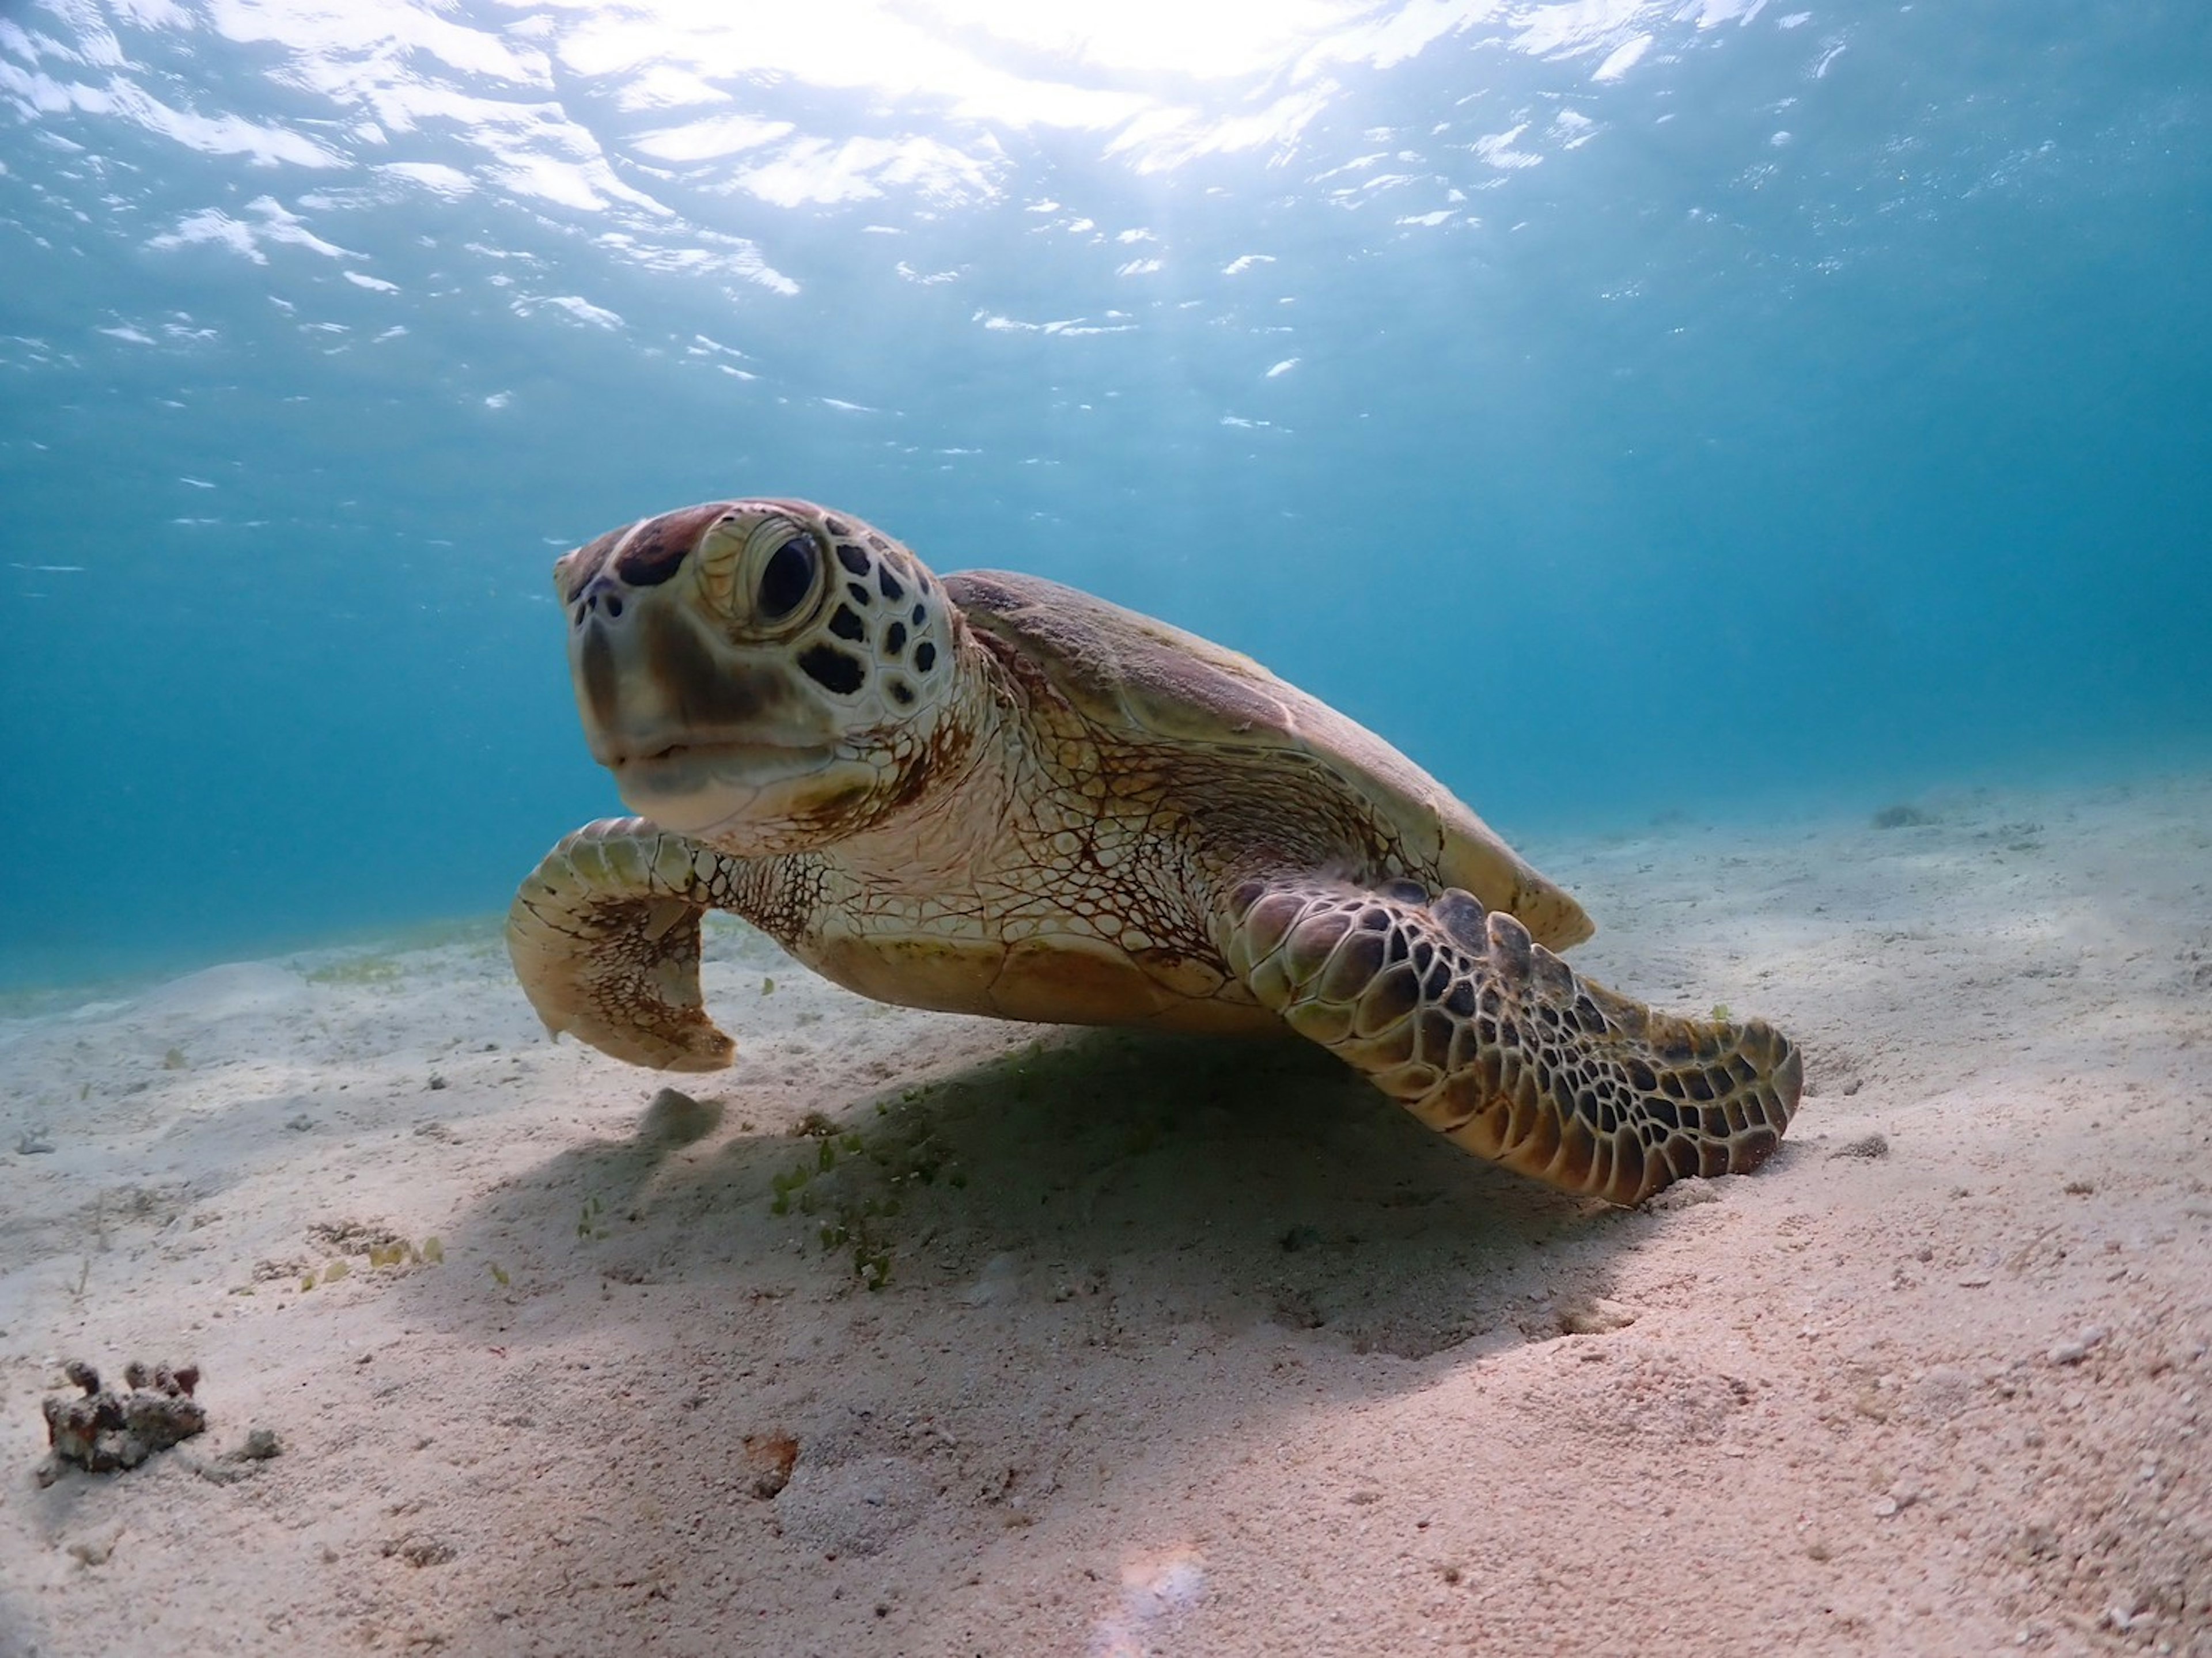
[1,773,2207,1658]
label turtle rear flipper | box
[1215,877,1802,1205]
[505,818,740,1071]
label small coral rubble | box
[39,1360,207,1481]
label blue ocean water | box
[2,0,2206,989]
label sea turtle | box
[507,498,1801,1205]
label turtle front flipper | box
[505,817,746,1071]
[1215,877,1802,1205]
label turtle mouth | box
[604,737,858,843]
[610,738,832,780]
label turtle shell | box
[944,570,1594,951]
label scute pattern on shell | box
[945,570,1593,952]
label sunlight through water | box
[1,0,2207,982]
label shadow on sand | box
[418,1023,1656,1365]
[336,1026,1691,1648]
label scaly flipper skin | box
[506,818,741,1072]
[1216,877,1802,1205]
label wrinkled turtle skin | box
[507,499,1801,1205]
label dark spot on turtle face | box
[612,503,728,590]
[824,516,852,538]
[828,606,865,642]
[836,543,870,576]
[866,533,888,552]
[613,522,689,587]
[1385,931,1409,965]
[913,641,937,673]
[798,644,866,696]
[889,680,915,707]
[1442,980,1475,1016]
[910,602,926,626]
[877,565,906,602]
[884,621,907,657]
[846,581,871,606]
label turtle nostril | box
[573,578,627,624]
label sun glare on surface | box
[909,0,1381,81]
[12,0,1677,221]
[529,0,1471,111]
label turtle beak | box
[569,583,829,761]
[568,582,845,836]
[560,509,842,792]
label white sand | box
[2,774,2208,1657]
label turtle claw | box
[538,1005,736,1072]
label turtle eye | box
[757,536,817,621]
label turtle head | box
[552,499,966,853]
